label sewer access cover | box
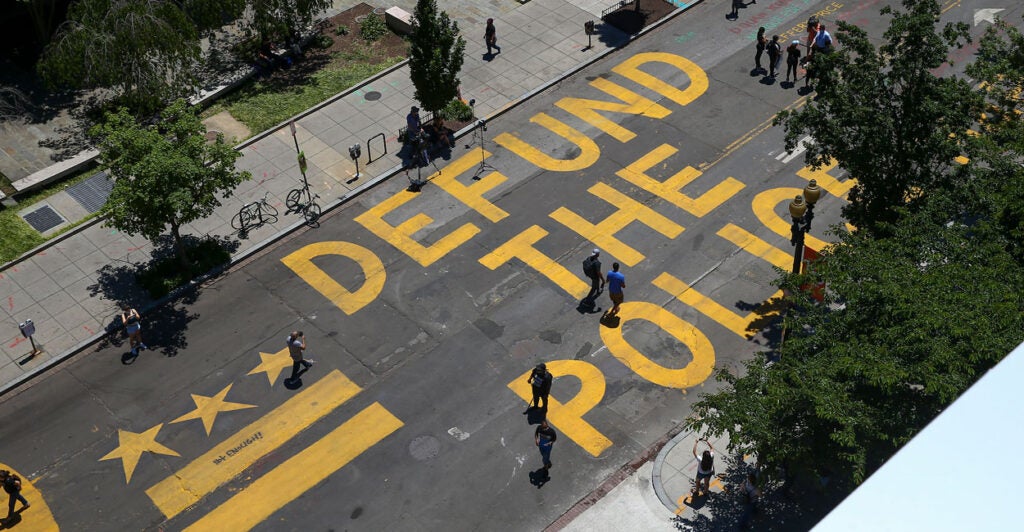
[364,90,382,101]
[22,204,65,232]
[408,435,440,461]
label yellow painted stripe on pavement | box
[145,370,361,519]
[184,402,403,531]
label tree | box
[91,99,251,272]
[408,0,466,118]
[686,190,1024,488]
[37,0,201,113]
[774,0,983,235]
[245,0,332,47]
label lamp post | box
[788,179,821,274]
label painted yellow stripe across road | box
[183,402,403,531]
[145,370,361,519]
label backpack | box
[3,474,19,493]
[583,256,599,278]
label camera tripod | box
[471,120,495,180]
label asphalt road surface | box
[1,0,1018,530]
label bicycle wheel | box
[303,202,321,225]
[261,200,279,218]
[285,189,302,211]
[231,208,253,231]
[231,210,244,230]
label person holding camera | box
[286,331,315,384]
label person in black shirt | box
[535,420,557,472]
[1,470,29,522]
[526,363,553,411]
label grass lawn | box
[0,166,104,264]
[203,42,405,136]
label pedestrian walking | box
[785,39,801,82]
[582,249,605,305]
[121,304,147,355]
[767,35,782,78]
[285,331,315,383]
[1,470,29,523]
[603,263,625,318]
[754,27,766,72]
[692,439,715,496]
[535,419,557,474]
[729,0,741,18]
[526,363,553,411]
[812,24,833,55]
[485,18,500,56]
[739,471,762,527]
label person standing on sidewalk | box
[785,39,802,82]
[767,35,782,78]
[582,249,605,306]
[692,439,716,496]
[1,470,29,523]
[121,304,147,355]
[285,331,315,384]
[535,419,557,474]
[485,19,501,56]
[754,27,767,72]
[525,363,553,411]
[604,263,625,318]
[739,471,762,527]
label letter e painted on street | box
[617,144,745,217]
[652,272,780,339]
[280,242,385,315]
[507,360,612,457]
[354,190,481,267]
[600,301,715,389]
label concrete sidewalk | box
[0,0,648,393]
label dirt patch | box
[257,3,408,88]
[602,0,678,35]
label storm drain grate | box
[66,170,113,213]
[22,204,66,232]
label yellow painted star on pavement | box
[247,346,293,386]
[100,423,180,483]
[169,384,256,435]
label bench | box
[385,7,414,35]
[12,149,100,195]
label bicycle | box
[231,192,279,234]
[300,193,321,225]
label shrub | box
[440,98,474,122]
[314,34,334,49]
[360,13,387,41]
[335,24,349,36]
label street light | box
[788,179,821,273]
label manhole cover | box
[23,204,65,232]
[66,171,113,213]
[364,91,382,101]
[409,435,440,461]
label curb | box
[0,0,703,401]
[651,425,697,512]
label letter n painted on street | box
[507,360,612,457]
[555,77,671,143]
[493,113,601,172]
[600,301,715,389]
[280,242,385,315]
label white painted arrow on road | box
[974,8,1004,26]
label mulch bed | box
[258,3,408,87]
[602,0,678,34]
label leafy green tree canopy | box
[775,0,983,235]
[246,0,332,46]
[37,0,201,113]
[409,0,466,117]
[91,99,251,271]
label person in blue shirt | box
[604,262,625,317]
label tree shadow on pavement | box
[671,453,848,531]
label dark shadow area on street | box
[599,313,620,328]
[529,468,550,488]
[524,407,547,425]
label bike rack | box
[367,132,387,163]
